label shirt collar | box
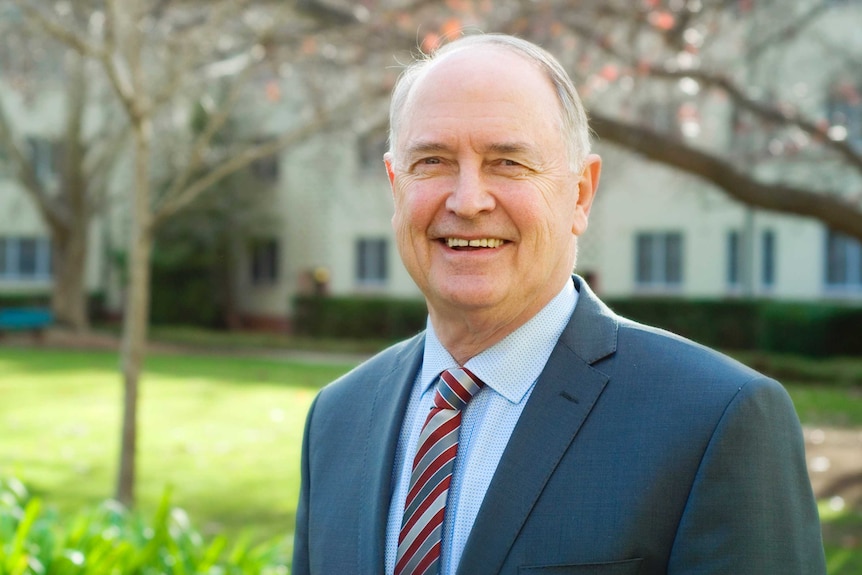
[421,278,578,404]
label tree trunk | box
[50,49,91,332]
[50,222,90,331]
[115,122,152,508]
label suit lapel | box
[357,333,424,573]
[456,277,619,575]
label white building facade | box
[2,1,861,328]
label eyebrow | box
[483,142,538,156]
[404,141,453,157]
[404,141,539,157]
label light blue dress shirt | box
[384,279,578,575]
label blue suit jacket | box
[292,277,825,574]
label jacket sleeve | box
[667,377,826,574]
[291,395,319,575]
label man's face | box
[385,47,599,329]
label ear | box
[572,154,601,236]
[384,152,397,192]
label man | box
[292,34,825,575]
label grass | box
[148,324,396,356]
[1,342,861,573]
[0,346,354,544]
[820,501,862,575]
[786,383,862,427]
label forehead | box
[397,47,562,147]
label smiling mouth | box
[445,238,505,249]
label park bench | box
[0,307,54,340]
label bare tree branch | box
[102,0,144,122]
[747,0,832,61]
[156,61,259,211]
[591,112,862,242]
[10,0,104,58]
[559,12,862,175]
[646,66,862,174]
[149,1,242,111]
[151,87,389,226]
[0,91,68,228]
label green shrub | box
[293,295,427,340]
[294,294,862,358]
[606,298,759,350]
[606,298,862,358]
[0,294,51,309]
[0,478,290,575]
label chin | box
[432,283,503,312]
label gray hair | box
[387,34,591,172]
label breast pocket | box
[519,558,643,575]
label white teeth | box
[446,238,503,248]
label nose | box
[445,166,495,218]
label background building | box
[2,0,861,331]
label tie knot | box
[434,367,484,411]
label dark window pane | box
[826,231,844,285]
[251,239,278,285]
[635,234,653,284]
[665,233,683,284]
[0,238,6,276]
[356,238,388,283]
[727,231,740,285]
[19,238,37,277]
[762,230,775,287]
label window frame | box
[0,236,52,282]
[355,237,388,286]
[634,231,684,291]
[824,229,862,293]
[249,238,279,286]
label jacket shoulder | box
[315,332,425,406]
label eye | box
[421,157,441,165]
[492,158,527,171]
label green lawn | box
[1,345,860,572]
[0,347,352,544]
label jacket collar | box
[456,275,619,575]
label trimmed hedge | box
[606,298,759,351]
[607,298,862,358]
[293,295,427,340]
[293,294,862,358]
[0,294,50,308]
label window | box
[761,230,776,289]
[825,230,862,290]
[727,231,741,288]
[250,239,279,285]
[249,139,280,182]
[635,232,683,288]
[358,129,389,171]
[0,236,52,281]
[356,238,388,285]
[0,142,8,173]
[27,137,62,185]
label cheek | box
[394,181,439,230]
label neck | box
[430,316,519,366]
[429,283,566,365]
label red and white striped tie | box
[395,367,484,575]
